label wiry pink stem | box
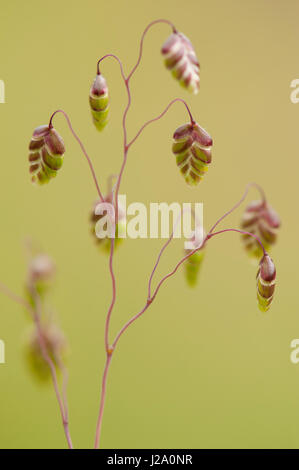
[97,54,126,81]
[94,20,199,450]
[208,182,266,235]
[94,354,112,449]
[127,19,176,82]
[94,53,131,450]
[127,98,194,150]
[49,110,104,202]
[208,228,266,256]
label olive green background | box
[0,0,298,449]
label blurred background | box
[0,0,298,449]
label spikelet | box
[25,324,66,382]
[89,74,109,131]
[185,228,205,287]
[28,125,65,185]
[90,195,126,253]
[172,122,212,186]
[241,200,280,258]
[256,254,276,312]
[161,32,200,94]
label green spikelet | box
[172,122,213,186]
[185,249,205,287]
[184,229,205,287]
[28,125,65,185]
[89,74,109,131]
[25,325,66,383]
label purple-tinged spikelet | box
[28,125,65,185]
[161,32,200,94]
[172,122,213,186]
[241,200,280,258]
[256,254,276,312]
[89,74,109,131]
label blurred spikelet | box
[25,324,66,383]
[241,200,280,258]
[161,31,200,94]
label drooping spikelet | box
[241,200,280,258]
[161,32,200,94]
[89,74,109,131]
[185,228,205,287]
[90,195,126,253]
[172,122,213,186]
[25,324,66,382]
[26,253,56,304]
[28,125,65,185]
[256,254,276,312]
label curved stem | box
[208,228,266,256]
[127,98,194,150]
[97,54,127,83]
[48,110,104,202]
[208,182,267,235]
[94,52,131,449]
[127,19,176,82]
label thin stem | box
[127,19,176,82]
[208,228,266,256]
[147,206,197,300]
[94,354,112,449]
[55,354,71,429]
[0,281,32,314]
[151,241,208,302]
[94,20,192,449]
[97,54,127,83]
[208,182,267,235]
[49,110,104,202]
[0,280,73,449]
[94,55,131,448]
[127,98,194,150]
[104,237,116,353]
